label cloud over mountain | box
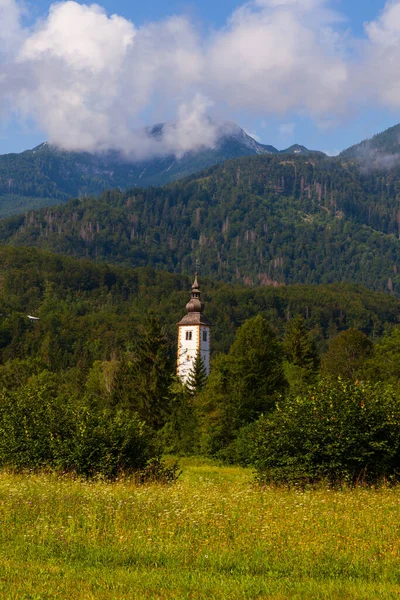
[1,0,400,158]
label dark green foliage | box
[0,245,399,477]
[0,372,155,478]
[134,457,181,485]
[84,317,175,433]
[127,315,175,430]
[227,315,287,416]
[65,407,153,479]
[0,357,46,390]
[321,328,373,380]
[242,379,400,485]
[200,315,287,457]
[283,315,319,392]
[186,353,208,395]
[363,326,400,384]
[0,246,397,370]
[283,315,319,370]
[158,381,199,455]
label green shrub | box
[241,378,400,485]
[63,406,154,479]
[0,372,156,478]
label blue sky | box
[2,0,400,156]
[28,0,384,32]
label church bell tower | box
[177,274,211,384]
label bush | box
[0,372,156,479]
[134,457,181,485]
[64,406,154,479]
[241,378,400,485]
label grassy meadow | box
[1,458,400,599]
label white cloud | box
[364,1,400,47]
[1,0,400,157]
[0,0,23,53]
[362,1,400,110]
[162,95,218,158]
[206,0,349,116]
[19,2,135,71]
[4,3,206,157]
[244,130,261,141]
[13,3,136,151]
[322,148,340,156]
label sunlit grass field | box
[1,458,400,599]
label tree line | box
[2,309,400,484]
[0,246,399,482]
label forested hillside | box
[3,153,400,291]
[0,126,283,217]
[0,124,325,218]
[340,123,400,161]
[0,246,398,371]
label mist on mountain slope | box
[339,124,400,170]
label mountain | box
[281,144,324,156]
[0,124,320,218]
[340,123,400,164]
[3,152,400,293]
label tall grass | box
[1,460,400,599]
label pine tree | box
[186,353,208,395]
[200,315,288,456]
[226,315,287,424]
[283,315,319,370]
[129,314,174,430]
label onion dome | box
[178,273,211,326]
[186,273,204,313]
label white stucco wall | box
[199,326,211,375]
[177,324,210,383]
[177,325,199,383]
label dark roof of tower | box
[178,273,211,326]
[178,312,211,326]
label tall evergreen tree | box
[199,315,287,457]
[129,314,174,430]
[186,353,208,396]
[283,315,319,391]
[228,314,287,420]
[283,315,319,370]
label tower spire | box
[186,272,204,314]
[177,273,211,383]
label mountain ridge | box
[0,123,321,218]
[340,123,400,163]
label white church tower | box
[177,273,211,384]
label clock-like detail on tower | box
[177,273,211,384]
